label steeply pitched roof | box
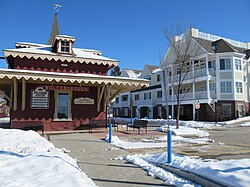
[192,37,213,53]
[48,13,59,45]
[145,64,160,73]
[122,69,142,78]
[193,37,247,54]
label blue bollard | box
[167,130,172,163]
[109,123,112,143]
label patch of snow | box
[105,135,168,149]
[0,128,97,187]
[105,133,213,150]
[158,126,210,138]
[126,154,200,187]
[142,152,250,187]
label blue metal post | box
[167,130,172,163]
[109,123,112,143]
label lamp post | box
[214,99,217,123]
[162,69,172,163]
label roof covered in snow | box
[4,42,118,66]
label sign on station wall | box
[31,87,49,109]
[43,85,89,92]
[74,97,94,105]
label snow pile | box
[0,129,55,153]
[140,153,250,187]
[126,154,200,187]
[158,126,210,137]
[105,135,168,149]
[156,135,214,144]
[106,131,213,149]
[0,128,97,187]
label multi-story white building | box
[112,28,250,122]
[112,65,166,119]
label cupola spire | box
[47,4,62,45]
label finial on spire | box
[54,4,62,13]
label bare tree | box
[161,26,203,128]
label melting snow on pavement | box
[130,152,250,187]
[0,128,97,187]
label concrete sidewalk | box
[48,132,169,187]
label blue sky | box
[0,0,249,70]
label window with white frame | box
[169,87,172,95]
[55,92,71,120]
[221,81,232,93]
[124,108,129,116]
[220,59,231,70]
[235,59,242,70]
[208,60,216,69]
[222,104,231,118]
[237,104,244,117]
[157,91,162,98]
[115,108,119,116]
[236,82,243,93]
[157,74,161,82]
[209,83,216,91]
[61,41,70,53]
[122,95,128,101]
[144,92,151,100]
[135,94,139,101]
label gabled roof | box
[144,64,159,73]
[192,37,214,53]
[193,37,247,54]
[212,39,245,53]
[121,68,142,78]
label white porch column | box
[206,79,210,99]
[193,83,195,99]
[192,104,196,120]
[206,54,209,75]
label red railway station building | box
[0,13,148,131]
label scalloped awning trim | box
[3,50,118,67]
[0,69,149,88]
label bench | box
[11,121,44,135]
[127,119,148,134]
[88,119,119,133]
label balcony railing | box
[134,99,153,106]
[168,68,215,82]
[168,91,215,101]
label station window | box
[54,91,72,120]
[61,41,70,53]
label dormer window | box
[61,41,70,52]
[53,35,76,55]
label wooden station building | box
[0,13,148,131]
